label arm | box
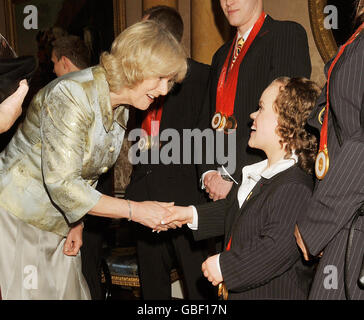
[41,80,171,229]
[297,130,364,256]
[0,80,28,133]
[220,183,311,292]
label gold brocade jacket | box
[0,66,129,236]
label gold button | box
[110,124,114,131]
[101,167,108,173]
[109,146,115,153]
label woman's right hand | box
[131,201,174,231]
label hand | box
[294,224,310,261]
[63,222,83,256]
[132,201,174,231]
[204,172,233,201]
[0,80,28,133]
[202,254,223,286]
[161,205,194,229]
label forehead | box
[262,82,280,101]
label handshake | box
[130,201,195,233]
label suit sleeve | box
[298,130,364,256]
[219,182,311,292]
[269,22,312,80]
[193,183,239,240]
[40,80,102,224]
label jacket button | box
[109,147,115,153]
[101,167,108,173]
[110,124,114,131]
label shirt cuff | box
[187,205,198,230]
[216,254,222,278]
[200,170,217,189]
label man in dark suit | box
[201,0,311,201]
[125,6,212,300]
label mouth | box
[227,9,239,16]
[146,94,155,102]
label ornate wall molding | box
[308,0,338,63]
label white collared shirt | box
[189,154,298,278]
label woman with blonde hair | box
[163,77,321,299]
[0,20,187,300]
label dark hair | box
[272,77,321,175]
[143,6,184,43]
[52,35,90,70]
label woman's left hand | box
[63,222,84,256]
[202,254,223,286]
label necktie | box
[231,37,244,67]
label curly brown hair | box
[272,77,321,175]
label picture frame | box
[308,0,338,63]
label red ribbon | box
[215,12,266,117]
[141,98,164,137]
[319,22,364,152]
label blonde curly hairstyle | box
[272,77,321,174]
[100,20,187,93]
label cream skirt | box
[0,206,91,300]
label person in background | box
[51,35,90,77]
[125,6,213,299]
[200,0,311,203]
[163,77,320,300]
[295,0,364,300]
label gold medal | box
[315,148,329,180]
[211,112,223,130]
[224,115,237,134]
[218,283,228,300]
[138,136,151,151]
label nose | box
[158,78,169,96]
[250,111,257,120]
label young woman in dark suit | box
[163,77,321,299]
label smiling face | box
[128,77,171,110]
[248,82,284,159]
[220,0,262,32]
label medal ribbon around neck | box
[315,22,364,180]
[214,12,266,132]
[139,98,164,151]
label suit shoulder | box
[279,166,313,190]
[271,19,307,36]
[189,58,210,71]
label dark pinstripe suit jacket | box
[194,165,315,299]
[198,15,311,180]
[298,32,364,300]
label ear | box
[62,56,79,73]
[60,56,69,71]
